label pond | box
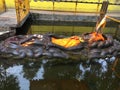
[0,19,120,90]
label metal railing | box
[4,0,120,14]
[30,0,120,13]
[1,0,119,25]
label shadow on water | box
[0,18,120,90]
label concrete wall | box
[30,11,120,27]
[30,12,98,22]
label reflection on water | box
[16,19,118,37]
[0,57,120,90]
[6,65,29,90]
[1,20,120,90]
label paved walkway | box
[0,9,17,40]
[0,9,17,27]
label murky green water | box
[0,19,120,90]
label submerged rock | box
[0,33,120,60]
[113,51,118,57]
[104,40,111,48]
[100,50,110,58]
[42,52,52,57]
[8,43,19,49]
[25,49,33,57]
[89,42,98,48]
[108,47,115,54]
[48,47,69,59]
[97,41,105,48]
[19,49,26,58]
[90,49,101,54]
[12,50,19,56]
[88,52,101,59]
[34,48,43,58]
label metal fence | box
[30,0,120,13]
[0,0,6,14]
[4,0,120,13]
[1,0,119,24]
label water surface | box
[0,20,120,90]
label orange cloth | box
[89,32,105,43]
[51,36,83,48]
